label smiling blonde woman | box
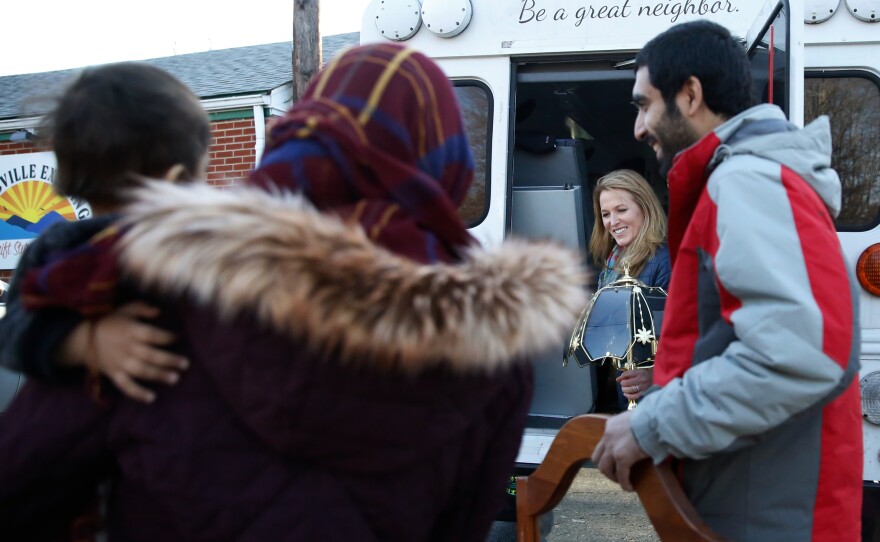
[589,169,669,289]
[588,169,670,410]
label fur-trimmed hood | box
[117,182,590,373]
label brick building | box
[0,33,359,282]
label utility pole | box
[292,0,321,103]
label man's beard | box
[654,105,700,178]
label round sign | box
[805,0,840,23]
[373,0,422,41]
[421,0,473,38]
[845,0,880,22]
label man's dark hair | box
[635,20,754,119]
[45,62,211,206]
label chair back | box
[515,414,728,542]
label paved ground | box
[547,467,659,542]
[488,467,659,542]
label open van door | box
[747,0,805,124]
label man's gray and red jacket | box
[631,104,863,542]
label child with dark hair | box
[0,62,211,403]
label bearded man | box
[592,20,862,542]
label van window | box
[805,73,880,231]
[453,82,491,226]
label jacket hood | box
[711,104,842,217]
[116,182,590,374]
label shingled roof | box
[0,32,359,121]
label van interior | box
[509,58,664,421]
[508,41,785,423]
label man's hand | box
[591,411,649,491]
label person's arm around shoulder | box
[57,303,189,403]
[0,230,188,401]
[0,235,72,376]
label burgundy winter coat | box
[0,183,588,542]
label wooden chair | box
[515,414,727,542]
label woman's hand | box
[61,302,189,403]
[617,368,653,401]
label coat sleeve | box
[0,236,84,382]
[0,381,113,538]
[632,158,859,462]
[0,236,44,372]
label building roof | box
[0,32,360,121]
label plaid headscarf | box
[248,43,475,263]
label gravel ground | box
[488,467,659,542]
[548,467,659,542]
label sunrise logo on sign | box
[0,152,90,269]
[0,180,77,239]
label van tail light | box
[857,244,880,296]
[863,372,880,425]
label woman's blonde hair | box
[588,170,667,277]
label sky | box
[0,0,372,77]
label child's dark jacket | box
[0,215,117,383]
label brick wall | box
[0,140,52,156]
[206,118,258,187]
[0,116,266,189]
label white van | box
[360,0,880,524]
